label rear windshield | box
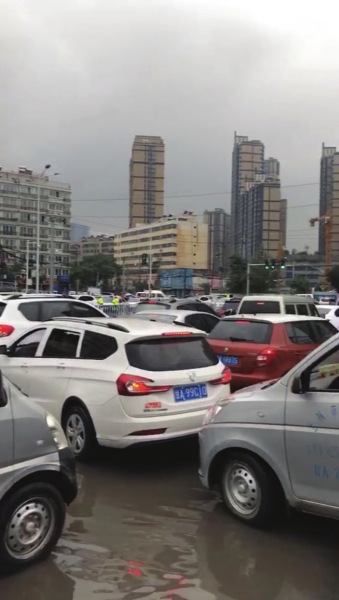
[239,300,280,314]
[126,336,218,371]
[209,320,272,343]
[135,303,169,313]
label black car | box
[134,298,218,316]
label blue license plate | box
[218,355,238,366]
[173,384,208,402]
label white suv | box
[0,317,231,458]
[0,294,107,342]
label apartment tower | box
[231,133,265,255]
[129,135,165,228]
[203,208,231,274]
[318,143,339,262]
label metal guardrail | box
[100,304,136,317]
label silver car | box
[0,372,77,572]
[199,331,339,528]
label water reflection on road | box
[2,439,339,599]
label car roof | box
[44,316,204,335]
[0,295,78,303]
[240,295,315,304]
[222,315,326,324]
[129,310,218,319]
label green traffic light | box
[280,265,285,269]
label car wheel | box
[0,483,65,573]
[220,452,284,528]
[63,404,97,461]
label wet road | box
[2,439,339,599]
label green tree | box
[70,254,121,289]
[290,276,310,294]
[249,251,277,294]
[227,254,247,294]
[326,266,339,291]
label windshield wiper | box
[228,336,254,342]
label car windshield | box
[126,336,218,371]
[209,320,273,343]
[240,300,280,314]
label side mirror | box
[0,345,8,356]
[292,371,310,394]
[0,371,8,407]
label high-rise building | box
[129,135,165,228]
[238,177,285,261]
[71,222,89,242]
[203,208,230,274]
[319,143,337,260]
[280,198,287,248]
[264,157,280,180]
[231,132,265,255]
[0,167,71,279]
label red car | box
[208,315,337,390]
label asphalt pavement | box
[2,439,339,599]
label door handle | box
[57,363,66,369]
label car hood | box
[229,378,280,399]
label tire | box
[220,452,284,528]
[0,483,65,573]
[63,404,97,461]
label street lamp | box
[36,164,51,292]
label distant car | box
[208,314,336,390]
[218,298,242,317]
[237,295,319,317]
[0,317,231,458]
[134,298,218,316]
[130,310,220,333]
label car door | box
[285,343,339,506]
[284,320,318,363]
[0,379,14,479]
[26,326,83,422]
[0,328,48,394]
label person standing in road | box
[97,296,104,306]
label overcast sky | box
[2,0,339,251]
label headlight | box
[46,413,68,450]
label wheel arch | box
[61,396,91,428]
[0,470,75,508]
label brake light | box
[236,320,250,324]
[256,347,276,367]
[0,325,14,337]
[117,374,171,396]
[210,366,232,385]
[162,331,191,336]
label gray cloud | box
[2,0,339,249]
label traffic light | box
[265,259,270,270]
[280,259,286,269]
[270,259,276,269]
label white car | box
[0,294,107,342]
[0,317,231,458]
[131,310,220,334]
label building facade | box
[0,167,71,279]
[263,157,280,179]
[129,135,165,228]
[203,208,230,274]
[318,143,339,262]
[231,132,265,255]
[71,222,90,242]
[114,214,208,285]
[238,177,285,261]
[70,235,114,263]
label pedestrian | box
[97,296,104,306]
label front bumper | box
[58,447,78,504]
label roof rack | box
[47,316,130,333]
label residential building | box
[70,235,114,264]
[203,208,230,274]
[114,213,208,286]
[129,135,165,228]
[231,132,265,255]
[280,198,287,247]
[318,143,339,262]
[239,177,285,261]
[71,222,89,242]
[264,157,280,179]
[0,167,71,279]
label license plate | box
[218,355,238,366]
[174,384,208,402]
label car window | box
[0,303,6,317]
[126,336,218,371]
[178,303,215,314]
[80,331,118,359]
[312,320,337,343]
[71,302,106,318]
[285,304,296,315]
[42,328,80,358]
[285,321,315,344]
[184,314,206,331]
[308,303,319,317]
[239,300,280,314]
[78,295,94,302]
[209,320,272,343]
[18,302,41,321]
[309,346,339,392]
[9,328,46,358]
[203,315,219,333]
[41,301,72,321]
[296,304,308,316]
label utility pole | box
[122,258,126,293]
[148,229,153,296]
[49,214,57,293]
[26,240,31,293]
[36,164,51,292]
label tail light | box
[117,374,171,396]
[256,347,276,368]
[0,325,14,337]
[210,366,232,385]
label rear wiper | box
[228,336,252,342]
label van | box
[136,290,166,300]
[236,295,319,317]
[199,330,339,527]
[0,372,77,572]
